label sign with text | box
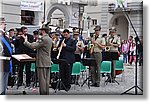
[21,0,44,11]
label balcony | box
[108,2,143,13]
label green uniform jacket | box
[24,34,52,68]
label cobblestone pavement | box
[6,64,143,95]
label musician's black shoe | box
[65,85,71,92]
[75,82,80,85]
[17,82,22,87]
[90,83,96,87]
[26,83,30,87]
[95,83,100,87]
[102,73,105,77]
[105,79,111,83]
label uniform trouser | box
[90,52,102,85]
[37,67,50,95]
[0,72,9,95]
[59,62,73,88]
[18,62,31,85]
[111,60,116,81]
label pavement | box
[6,64,143,95]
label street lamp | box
[87,16,91,37]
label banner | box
[21,0,44,11]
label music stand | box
[52,58,67,92]
[81,58,97,89]
[120,2,143,95]
[102,51,119,85]
[12,54,36,95]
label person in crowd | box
[16,26,34,87]
[22,23,52,95]
[58,29,76,91]
[117,34,122,53]
[72,30,84,85]
[0,17,12,95]
[137,36,143,66]
[51,32,60,59]
[33,30,39,42]
[8,28,17,50]
[122,40,129,64]
[14,28,23,53]
[129,43,136,65]
[73,31,84,62]
[90,25,105,87]
[8,29,17,75]
[128,35,134,63]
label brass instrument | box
[56,39,65,59]
[77,41,82,47]
[89,34,95,54]
[53,38,59,51]
[9,37,12,42]
[90,44,94,54]
[104,35,111,52]
[105,46,111,52]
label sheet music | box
[12,54,35,62]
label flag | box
[115,0,127,9]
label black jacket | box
[59,37,76,64]
[0,35,12,72]
[15,34,34,55]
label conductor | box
[21,23,52,95]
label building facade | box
[0,0,143,39]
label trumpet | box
[56,39,65,59]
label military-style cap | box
[94,25,101,31]
[39,22,50,31]
[73,29,79,35]
[73,31,79,35]
[109,27,116,32]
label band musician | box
[73,31,84,62]
[90,25,105,87]
[51,32,60,59]
[58,29,76,91]
[108,27,121,82]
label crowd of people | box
[0,17,143,95]
[121,35,143,66]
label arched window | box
[21,10,35,25]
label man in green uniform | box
[22,23,52,95]
[90,25,105,87]
[108,27,121,82]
